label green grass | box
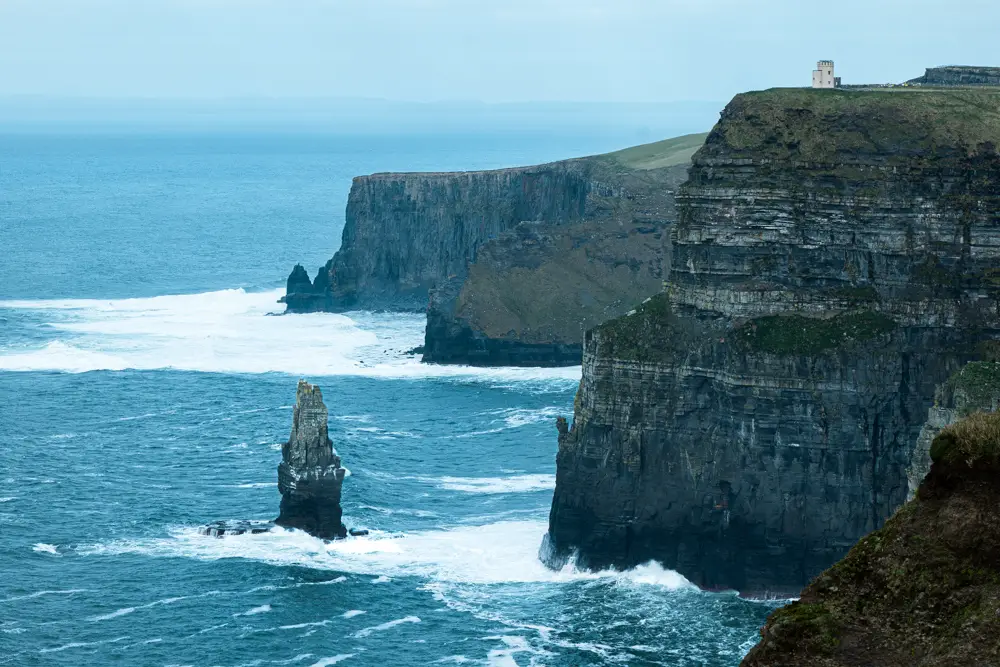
[946,362,1000,414]
[733,311,897,356]
[930,411,1000,466]
[601,132,709,170]
[709,87,1000,165]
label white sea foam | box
[234,604,272,617]
[435,474,555,494]
[77,520,695,589]
[89,607,136,621]
[0,497,15,503]
[32,543,59,555]
[342,610,366,618]
[0,588,88,604]
[308,656,354,667]
[0,289,580,383]
[353,615,420,638]
[40,636,129,654]
[227,483,277,489]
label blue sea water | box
[0,129,776,666]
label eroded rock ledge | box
[544,87,1000,596]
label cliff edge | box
[544,87,1000,595]
[282,134,706,366]
[742,410,1000,667]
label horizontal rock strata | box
[545,87,1000,595]
[275,380,347,540]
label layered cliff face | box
[275,380,347,540]
[741,411,1000,667]
[282,134,705,366]
[545,88,1000,595]
[909,65,1000,87]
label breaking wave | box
[77,520,694,590]
[0,289,580,382]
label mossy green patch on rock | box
[593,293,676,362]
[929,411,1000,466]
[944,362,1000,414]
[733,311,897,356]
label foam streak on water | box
[0,289,580,382]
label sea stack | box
[275,380,348,540]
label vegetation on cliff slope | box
[601,132,709,170]
[944,361,1000,414]
[592,293,676,362]
[741,412,1000,667]
[733,311,898,356]
[708,88,1000,166]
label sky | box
[0,0,997,104]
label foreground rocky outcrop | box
[544,87,1000,596]
[742,411,1000,667]
[282,134,706,366]
[275,380,348,539]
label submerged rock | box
[199,520,275,538]
[742,411,1000,666]
[275,380,348,540]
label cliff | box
[544,88,1000,595]
[909,65,1000,87]
[282,134,706,366]
[741,411,1000,667]
[275,380,347,540]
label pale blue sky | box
[0,0,996,103]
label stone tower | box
[812,60,836,88]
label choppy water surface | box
[0,131,775,665]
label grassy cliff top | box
[742,412,1000,667]
[600,132,708,170]
[702,87,1000,163]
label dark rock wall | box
[545,88,1000,595]
[284,166,592,313]
[910,65,1000,87]
[276,380,347,540]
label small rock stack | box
[274,380,348,539]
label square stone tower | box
[812,60,836,88]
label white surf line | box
[352,616,421,638]
[39,635,129,654]
[0,589,89,604]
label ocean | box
[0,128,777,666]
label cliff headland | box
[544,87,1000,596]
[283,133,706,366]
